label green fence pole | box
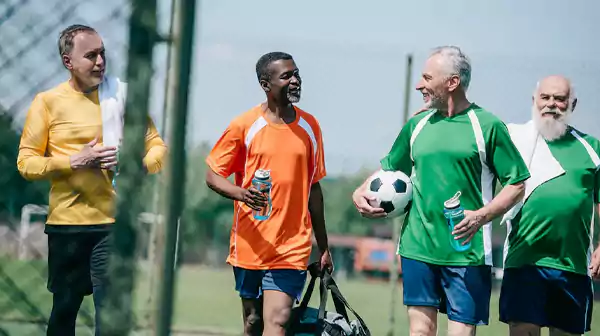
[154,0,197,334]
[100,0,158,334]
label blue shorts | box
[401,257,492,326]
[499,266,593,334]
[233,267,307,302]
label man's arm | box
[142,117,167,174]
[309,182,328,253]
[17,95,72,180]
[204,168,264,210]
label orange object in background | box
[353,237,402,275]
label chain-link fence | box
[0,0,188,334]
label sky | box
[2,0,599,176]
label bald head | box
[532,75,576,141]
[533,75,577,112]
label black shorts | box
[46,225,112,295]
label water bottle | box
[443,191,471,252]
[252,169,272,220]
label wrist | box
[233,187,246,202]
[475,208,492,223]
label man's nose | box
[96,54,105,66]
[415,79,425,90]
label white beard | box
[532,104,571,141]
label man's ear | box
[260,79,270,93]
[62,54,73,70]
[447,75,460,92]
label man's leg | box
[544,268,593,336]
[260,269,306,336]
[400,257,442,336]
[499,266,548,336]
[46,232,94,336]
[47,290,85,336]
[440,265,492,336]
[233,267,264,335]
[90,232,111,336]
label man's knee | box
[509,322,541,336]
[244,311,263,336]
[263,290,294,332]
[407,306,437,336]
[447,320,476,336]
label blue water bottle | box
[252,169,272,220]
[443,191,471,252]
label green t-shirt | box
[381,104,530,266]
[504,129,600,275]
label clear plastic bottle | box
[252,169,272,220]
[443,191,471,252]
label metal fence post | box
[153,0,197,334]
[100,0,158,334]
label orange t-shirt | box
[206,105,326,270]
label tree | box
[0,109,49,223]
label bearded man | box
[499,75,600,336]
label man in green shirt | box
[499,75,600,336]
[353,46,530,336]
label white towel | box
[500,120,565,224]
[98,76,128,172]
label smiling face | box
[532,76,575,141]
[62,31,106,90]
[415,53,461,110]
[261,59,302,104]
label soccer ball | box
[366,169,413,218]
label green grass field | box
[0,260,598,335]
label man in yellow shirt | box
[16,24,167,335]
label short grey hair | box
[430,46,472,91]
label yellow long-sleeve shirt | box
[17,81,167,226]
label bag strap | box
[298,262,321,311]
[322,272,372,336]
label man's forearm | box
[17,154,72,180]
[309,182,329,252]
[478,182,525,223]
[205,168,243,201]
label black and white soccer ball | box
[366,169,413,218]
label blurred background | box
[0,0,599,335]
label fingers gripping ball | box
[367,170,413,218]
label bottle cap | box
[254,169,270,179]
[444,191,462,208]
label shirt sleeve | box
[17,94,72,180]
[379,119,414,177]
[205,120,245,178]
[312,120,327,184]
[142,116,168,174]
[487,121,531,186]
[594,168,600,204]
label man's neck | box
[263,99,296,124]
[438,94,471,117]
[69,77,97,94]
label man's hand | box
[412,105,430,116]
[352,188,387,219]
[589,247,600,279]
[320,248,334,273]
[236,186,267,211]
[451,210,488,245]
[70,138,118,170]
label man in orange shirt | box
[17,24,166,336]
[205,51,333,336]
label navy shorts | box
[401,257,492,326]
[499,265,593,334]
[233,267,307,302]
